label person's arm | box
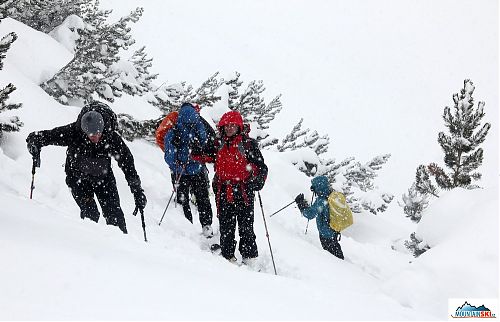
[112,134,141,188]
[27,123,76,148]
[302,198,320,220]
[111,133,147,209]
[245,139,268,191]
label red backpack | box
[155,111,178,151]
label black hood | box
[75,101,117,136]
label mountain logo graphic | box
[451,301,497,319]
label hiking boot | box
[202,225,213,238]
[227,256,238,265]
[242,257,258,269]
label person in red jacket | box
[211,111,268,265]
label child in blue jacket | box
[295,176,344,260]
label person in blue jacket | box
[295,175,344,260]
[164,103,214,237]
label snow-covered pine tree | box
[149,73,223,115]
[112,46,158,97]
[429,79,491,190]
[42,2,144,105]
[4,0,85,34]
[225,71,243,110]
[147,82,187,114]
[400,182,429,223]
[234,80,265,120]
[0,27,22,140]
[253,94,283,131]
[226,74,283,137]
[276,118,329,154]
[404,232,430,257]
[124,73,223,142]
[340,155,394,214]
[415,164,440,197]
[184,72,223,107]
[116,113,158,142]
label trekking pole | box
[257,192,277,275]
[158,190,175,226]
[133,207,148,242]
[29,154,41,200]
[158,164,186,226]
[269,200,296,217]
[304,192,315,235]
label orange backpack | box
[155,111,179,151]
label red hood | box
[218,111,244,131]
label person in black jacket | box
[26,101,147,234]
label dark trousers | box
[218,192,258,260]
[174,171,213,227]
[320,235,344,260]
[66,174,127,234]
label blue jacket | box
[301,176,337,239]
[164,105,207,176]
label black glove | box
[133,189,147,210]
[246,176,264,192]
[295,193,309,211]
[26,132,41,157]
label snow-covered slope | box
[0,5,498,321]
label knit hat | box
[81,111,104,135]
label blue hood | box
[177,104,199,126]
[311,176,330,197]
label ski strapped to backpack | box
[327,191,353,232]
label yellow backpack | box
[327,191,353,232]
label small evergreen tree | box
[112,46,158,96]
[340,155,394,214]
[276,118,329,155]
[225,73,282,134]
[225,71,243,110]
[0,28,22,140]
[400,183,429,223]
[184,72,223,107]
[253,94,283,131]
[42,2,145,105]
[415,164,440,197]
[429,79,491,189]
[404,232,430,257]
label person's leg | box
[66,175,100,222]
[94,176,127,234]
[177,175,193,223]
[237,198,258,260]
[191,172,213,228]
[219,201,237,260]
[319,235,344,260]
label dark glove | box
[295,193,309,211]
[133,189,147,210]
[26,132,41,157]
[246,176,264,192]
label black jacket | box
[30,103,142,193]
